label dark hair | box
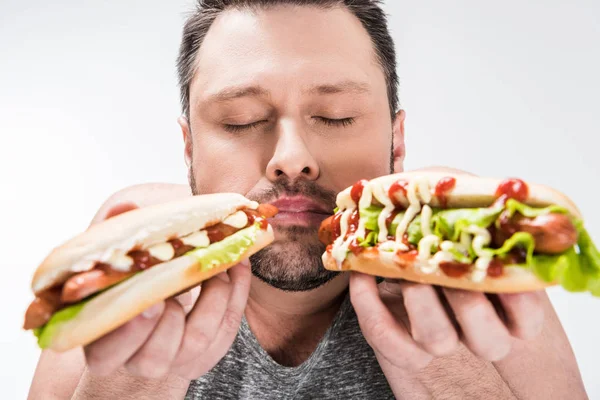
[176,0,398,119]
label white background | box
[1,0,598,398]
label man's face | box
[181,5,403,291]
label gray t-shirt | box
[186,294,394,399]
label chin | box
[249,237,338,292]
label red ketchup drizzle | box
[386,209,401,231]
[169,239,194,258]
[347,237,364,256]
[495,178,529,203]
[351,179,368,204]
[487,259,504,278]
[439,261,472,278]
[388,179,409,207]
[435,177,456,208]
[348,209,360,235]
[257,217,268,230]
[127,250,160,270]
[396,249,418,262]
[331,212,342,241]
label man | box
[28,1,588,399]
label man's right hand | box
[84,260,251,380]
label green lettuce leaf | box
[575,224,600,295]
[447,246,473,264]
[34,224,262,349]
[389,212,405,237]
[406,215,423,245]
[188,223,260,270]
[358,231,378,248]
[431,205,503,242]
[503,198,568,219]
[359,206,383,234]
[488,232,535,262]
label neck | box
[245,273,349,367]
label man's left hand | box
[349,272,545,374]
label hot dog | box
[320,172,600,296]
[24,194,278,352]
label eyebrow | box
[208,85,270,102]
[307,80,371,95]
[205,80,370,103]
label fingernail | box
[175,291,192,307]
[141,302,164,319]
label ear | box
[178,115,193,168]
[392,109,406,173]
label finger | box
[443,288,512,361]
[84,301,165,376]
[104,202,139,219]
[172,262,252,379]
[391,281,459,357]
[496,291,545,340]
[173,286,202,314]
[125,300,186,378]
[218,262,252,337]
[175,274,233,363]
[350,272,433,371]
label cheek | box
[316,127,392,187]
[190,134,263,194]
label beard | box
[189,167,340,292]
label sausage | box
[23,297,57,330]
[23,288,63,330]
[496,212,578,254]
[61,265,135,303]
[256,204,278,218]
[319,215,335,245]
[205,223,240,243]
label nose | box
[266,121,319,182]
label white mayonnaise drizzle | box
[222,210,248,229]
[107,253,134,272]
[181,230,210,248]
[372,182,395,243]
[148,242,175,261]
[462,225,493,282]
[395,178,432,251]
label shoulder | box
[90,183,191,225]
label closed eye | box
[313,117,355,127]
[223,120,265,133]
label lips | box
[268,196,332,227]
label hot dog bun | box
[42,226,273,351]
[32,193,258,294]
[335,171,581,218]
[323,250,553,293]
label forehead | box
[190,5,386,101]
